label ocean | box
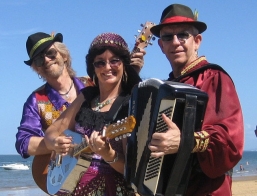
[0,151,256,191]
[0,155,36,189]
[233,151,257,178]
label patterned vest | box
[35,86,67,131]
[34,76,94,131]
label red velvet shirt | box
[169,57,244,196]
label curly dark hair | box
[86,46,141,93]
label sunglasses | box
[93,59,121,68]
[160,31,192,43]
[33,48,58,67]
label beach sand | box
[0,176,256,196]
[232,175,257,196]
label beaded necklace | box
[93,96,117,112]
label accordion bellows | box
[125,78,208,196]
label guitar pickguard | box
[47,130,83,195]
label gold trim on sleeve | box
[192,130,210,153]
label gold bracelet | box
[104,151,119,164]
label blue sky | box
[0,1,256,155]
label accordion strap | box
[105,92,130,122]
[165,94,198,196]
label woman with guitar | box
[15,30,146,195]
[44,33,142,196]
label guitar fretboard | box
[73,139,88,156]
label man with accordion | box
[127,3,244,196]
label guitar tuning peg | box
[140,23,144,27]
[149,42,153,45]
[137,30,141,33]
[152,37,156,41]
[126,133,131,137]
[115,137,120,141]
[134,35,137,39]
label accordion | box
[125,78,208,196]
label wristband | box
[105,151,119,164]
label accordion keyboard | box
[143,99,176,194]
[135,93,152,175]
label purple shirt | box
[15,77,85,158]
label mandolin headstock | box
[105,115,136,141]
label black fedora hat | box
[24,32,63,66]
[150,4,207,37]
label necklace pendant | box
[65,94,69,98]
[94,96,117,112]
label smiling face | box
[93,49,124,90]
[158,24,202,77]
[31,44,67,80]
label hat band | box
[90,41,129,51]
[161,16,195,25]
[29,37,54,58]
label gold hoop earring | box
[93,74,96,85]
[122,70,128,84]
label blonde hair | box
[31,42,76,81]
[53,42,76,77]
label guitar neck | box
[72,116,136,157]
[73,140,92,157]
[131,45,142,55]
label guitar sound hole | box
[65,163,70,173]
[58,174,63,183]
[52,176,56,184]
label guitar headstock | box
[105,115,136,140]
[132,21,156,53]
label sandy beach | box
[232,175,257,196]
[0,176,256,196]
